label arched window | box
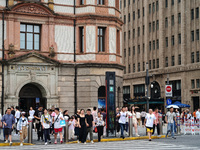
[98,86,106,98]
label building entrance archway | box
[18,83,47,114]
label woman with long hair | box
[78,109,87,144]
[131,106,140,137]
[95,112,105,142]
[41,108,51,145]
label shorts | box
[54,128,63,133]
[4,128,12,135]
[146,127,153,133]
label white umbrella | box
[166,105,179,109]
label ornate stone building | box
[0,0,123,114]
[122,0,200,111]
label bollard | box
[177,114,181,135]
[28,116,33,143]
[129,115,133,137]
[158,113,163,135]
[64,116,69,143]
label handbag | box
[60,120,66,127]
[94,127,98,133]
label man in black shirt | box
[34,106,43,141]
[85,109,94,144]
[11,106,15,116]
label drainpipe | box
[74,0,77,114]
[1,11,5,115]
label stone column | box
[48,0,54,11]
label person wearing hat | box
[17,111,28,146]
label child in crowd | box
[68,116,75,140]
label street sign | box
[166,98,172,105]
[165,85,172,97]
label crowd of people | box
[0,106,107,146]
[0,105,199,146]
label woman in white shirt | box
[95,112,105,142]
[41,108,51,145]
[131,106,140,137]
[29,107,35,118]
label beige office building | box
[122,0,200,111]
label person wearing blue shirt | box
[1,108,15,145]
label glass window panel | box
[27,33,33,50]
[34,25,40,33]
[20,33,25,49]
[20,24,26,32]
[34,34,40,42]
[34,42,39,50]
[100,37,103,51]
[27,25,33,32]
[34,34,40,50]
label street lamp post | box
[146,62,149,112]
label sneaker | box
[136,134,140,137]
[9,142,12,146]
[20,143,23,146]
[45,142,47,145]
[149,139,152,141]
[91,140,94,144]
[172,137,176,139]
[60,141,63,144]
[77,140,80,143]
[5,140,8,143]
[125,132,129,136]
[84,142,86,144]
[54,141,57,144]
[49,140,51,144]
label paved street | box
[1,135,200,150]
[0,125,200,150]
[0,124,168,144]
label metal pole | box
[129,115,133,137]
[28,117,33,143]
[159,113,163,135]
[177,113,181,135]
[1,11,5,115]
[64,116,69,143]
[146,62,149,112]
[73,1,77,114]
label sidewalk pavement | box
[0,124,169,146]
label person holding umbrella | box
[165,107,177,139]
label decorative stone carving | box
[8,43,15,58]
[13,4,51,15]
[30,71,36,81]
[49,45,55,58]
